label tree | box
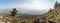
[54,1,58,8]
[10,8,17,17]
[10,8,18,23]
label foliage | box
[1,1,60,23]
[54,1,58,8]
[10,8,17,17]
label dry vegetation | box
[0,1,60,23]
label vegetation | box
[1,1,60,23]
[10,8,17,17]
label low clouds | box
[13,0,54,10]
[0,0,58,14]
[0,0,56,10]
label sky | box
[0,0,60,10]
[0,0,60,14]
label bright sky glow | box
[0,0,60,10]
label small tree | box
[10,8,18,23]
[54,1,58,8]
[10,8,17,17]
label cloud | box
[20,0,54,10]
[0,0,56,10]
[0,0,58,14]
[10,0,53,10]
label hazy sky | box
[0,0,60,14]
[0,0,60,10]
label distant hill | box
[0,8,49,15]
[17,14,42,19]
[0,7,49,19]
